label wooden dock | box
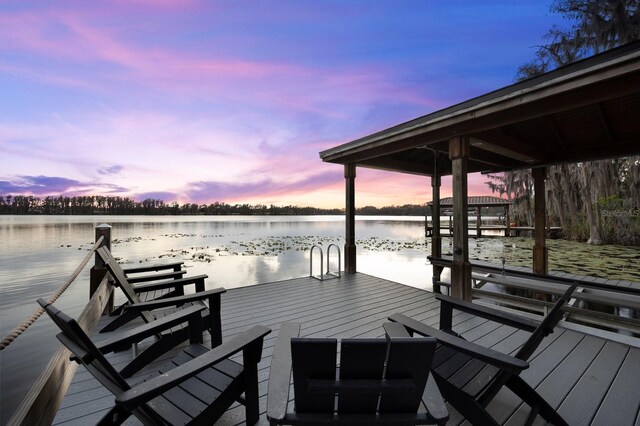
[50,272,640,425]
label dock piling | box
[91,224,113,313]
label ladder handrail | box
[310,244,324,280]
[326,244,341,278]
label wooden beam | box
[471,130,545,163]
[596,102,615,144]
[358,157,434,176]
[467,147,519,170]
[544,116,569,152]
[345,164,356,274]
[532,167,548,274]
[449,136,472,301]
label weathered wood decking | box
[53,273,640,425]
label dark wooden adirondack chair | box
[389,283,577,426]
[96,246,225,376]
[267,322,449,425]
[38,298,270,426]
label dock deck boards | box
[53,273,640,425]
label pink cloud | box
[1,6,441,119]
[183,170,342,204]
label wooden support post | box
[449,136,472,301]
[505,205,511,237]
[345,164,357,274]
[431,173,442,294]
[532,168,548,275]
[476,206,482,237]
[91,224,113,313]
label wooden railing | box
[429,256,640,339]
[8,225,115,426]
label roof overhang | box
[320,41,640,177]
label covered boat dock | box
[320,40,640,301]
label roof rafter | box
[596,102,615,143]
[470,129,545,163]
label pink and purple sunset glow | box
[0,1,563,208]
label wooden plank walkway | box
[52,273,640,425]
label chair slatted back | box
[38,299,162,424]
[339,339,387,413]
[38,299,131,394]
[291,338,337,413]
[514,283,577,361]
[96,246,155,324]
[381,337,435,413]
[291,336,436,416]
[478,283,578,406]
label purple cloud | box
[0,175,128,196]
[185,171,342,204]
[134,191,179,202]
[97,165,123,175]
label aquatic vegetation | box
[94,231,639,282]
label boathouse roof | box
[319,40,640,176]
[428,196,512,207]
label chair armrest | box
[122,288,226,312]
[131,275,209,293]
[122,261,184,274]
[126,270,186,284]
[423,372,449,423]
[384,321,411,338]
[267,322,301,424]
[436,294,540,333]
[388,314,528,374]
[116,325,271,410]
[97,305,206,353]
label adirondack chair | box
[96,246,226,377]
[389,283,577,426]
[38,298,270,426]
[267,322,449,425]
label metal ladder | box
[310,244,341,280]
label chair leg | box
[244,364,260,425]
[432,373,499,426]
[504,375,568,426]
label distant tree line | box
[0,194,428,216]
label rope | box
[0,236,105,351]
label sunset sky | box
[0,1,564,208]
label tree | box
[498,0,640,245]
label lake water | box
[0,214,433,422]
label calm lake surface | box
[1,214,639,422]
